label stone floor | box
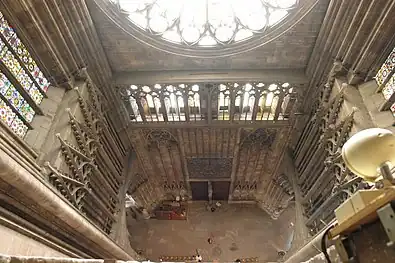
[127,202,295,262]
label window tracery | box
[110,0,298,47]
[375,46,395,115]
[0,11,50,137]
[119,81,297,123]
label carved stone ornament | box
[187,158,232,178]
[232,180,258,200]
[240,128,277,149]
[45,73,118,233]
[273,174,294,196]
[164,181,185,191]
[145,129,178,149]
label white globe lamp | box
[342,128,395,182]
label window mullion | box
[380,91,395,111]
[0,33,47,98]
[0,93,33,129]
[0,61,44,115]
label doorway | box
[212,181,230,200]
[191,181,209,200]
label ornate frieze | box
[145,129,178,149]
[240,128,277,149]
[187,157,233,179]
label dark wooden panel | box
[212,181,230,200]
[191,182,208,201]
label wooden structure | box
[328,187,395,262]
[154,201,187,221]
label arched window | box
[375,47,395,114]
[0,11,50,137]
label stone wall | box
[359,80,395,131]
[0,224,67,258]
[23,85,66,158]
[0,71,135,259]
[124,147,165,212]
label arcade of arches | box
[0,0,395,262]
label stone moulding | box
[0,148,134,260]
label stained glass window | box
[112,0,298,47]
[0,99,28,137]
[382,76,395,116]
[0,13,50,92]
[375,46,395,116]
[382,75,395,100]
[375,47,395,86]
[0,71,35,122]
[0,11,50,138]
[0,42,43,104]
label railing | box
[118,81,298,126]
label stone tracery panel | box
[44,70,122,234]
[231,128,278,201]
[293,84,362,233]
[118,82,298,124]
[143,128,186,192]
[187,157,233,179]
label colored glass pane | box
[382,75,395,100]
[0,99,16,126]
[0,99,28,137]
[0,11,49,92]
[8,31,50,92]
[391,102,395,116]
[0,36,4,50]
[0,72,35,122]
[0,14,15,41]
[376,47,395,86]
[10,115,28,137]
[376,63,390,86]
[0,11,52,137]
[1,47,43,104]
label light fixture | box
[342,128,395,183]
